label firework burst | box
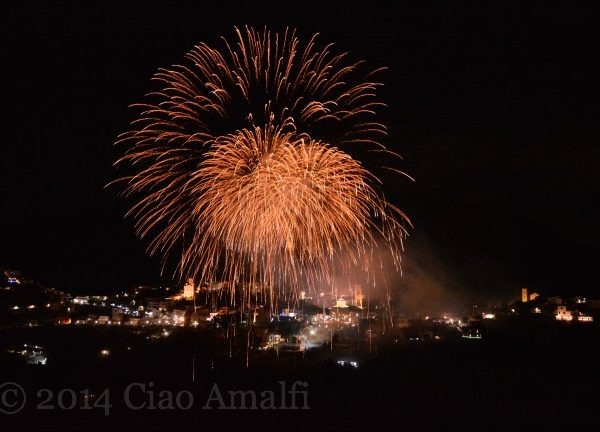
[114,26,410,303]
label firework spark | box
[114,26,410,304]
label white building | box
[73,297,89,305]
[334,298,348,308]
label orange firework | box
[114,26,410,303]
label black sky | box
[2,2,599,300]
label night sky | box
[2,2,599,300]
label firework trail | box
[114,26,411,305]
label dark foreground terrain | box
[0,319,599,432]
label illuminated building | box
[28,351,47,365]
[96,315,110,324]
[172,309,187,326]
[578,315,593,322]
[3,269,23,285]
[334,298,348,308]
[555,306,573,321]
[183,278,195,300]
[73,296,89,305]
[168,279,196,301]
[260,333,284,350]
[397,315,409,328]
[461,328,482,339]
[521,288,528,303]
[353,284,364,309]
[8,344,48,365]
[337,360,359,368]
